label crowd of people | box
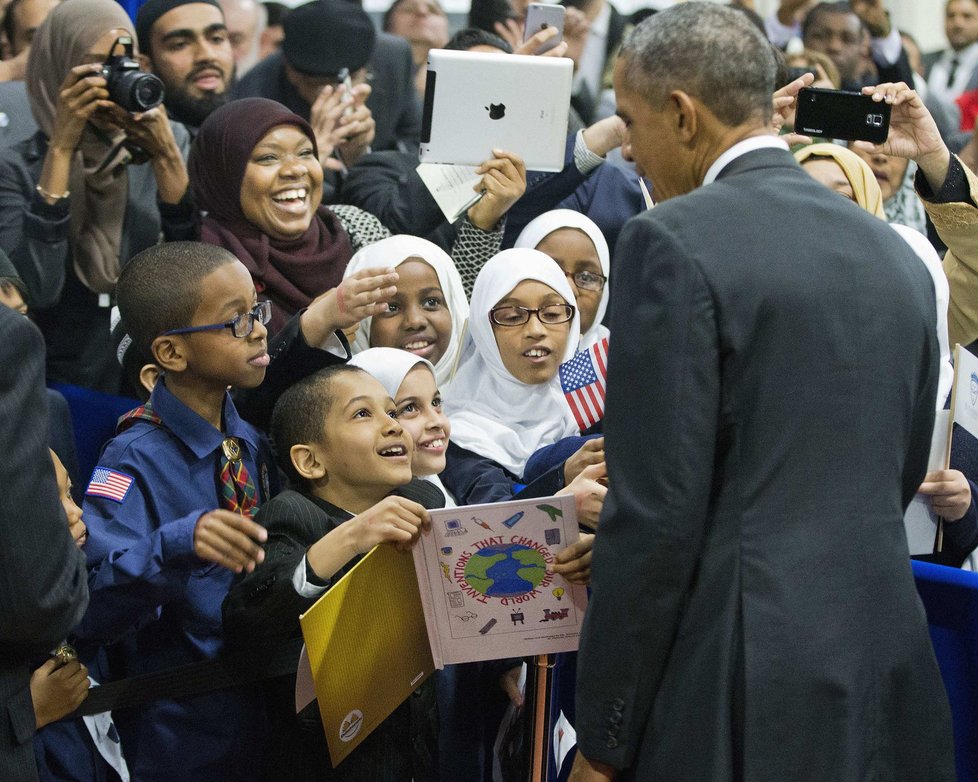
[2,0,978,780]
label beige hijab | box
[26,0,135,294]
[794,143,886,219]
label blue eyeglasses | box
[161,301,272,339]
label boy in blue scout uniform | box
[74,242,275,782]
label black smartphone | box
[794,87,891,144]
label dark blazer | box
[574,147,955,780]
[0,306,88,781]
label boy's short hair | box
[271,364,368,484]
[117,242,239,356]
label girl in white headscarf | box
[514,209,610,350]
[441,249,608,511]
[349,347,457,507]
[343,235,469,387]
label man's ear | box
[291,443,328,481]
[152,335,188,373]
[672,90,698,143]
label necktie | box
[218,437,258,515]
[948,57,960,90]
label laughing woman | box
[190,98,511,334]
[189,98,387,333]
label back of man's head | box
[117,241,238,358]
[619,2,775,128]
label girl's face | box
[369,259,452,365]
[395,364,450,477]
[535,227,604,336]
[51,449,86,548]
[490,279,571,385]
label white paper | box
[416,162,482,222]
[904,409,951,555]
[294,644,316,713]
[952,346,978,440]
[552,710,577,774]
[411,495,588,667]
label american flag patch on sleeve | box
[86,467,135,503]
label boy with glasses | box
[74,241,275,781]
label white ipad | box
[420,50,573,172]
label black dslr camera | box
[101,36,165,112]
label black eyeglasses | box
[566,270,606,292]
[161,301,272,339]
[489,303,575,327]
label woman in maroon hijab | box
[190,97,527,334]
[189,98,392,332]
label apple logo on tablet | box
[486,103,506,120]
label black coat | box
[0,308,88,781]
[574,147,956,780]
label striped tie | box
[218,437,258,515]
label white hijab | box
[889,224,954,409]
[443,249,581,476]
[343,236,469,387]
[348,347,457,507]
[514,209,610,349]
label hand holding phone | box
[523,3,565,55]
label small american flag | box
[559,336,609,431]
[86,467,134,503]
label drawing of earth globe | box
[463,543,548,598]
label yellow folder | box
[299,543,435,767]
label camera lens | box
[131,74,165,110]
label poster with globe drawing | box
[411,494,588,668]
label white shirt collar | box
[702,135,789,186]
[944,40,978,66]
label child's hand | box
[564,437,605,485]
[348,496,431,555]
[551,532,594,585]
[193,510,268,573]
[31,658,90,729]
[300,268,399,342]
[559,462,607,529]
[919,470,973,522]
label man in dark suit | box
[0,305,88,780]
[924,0,978,149]
[569,4,955,781]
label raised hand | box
[467,150,527,231]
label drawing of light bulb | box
[552,587,564,601]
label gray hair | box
[619,2,776,128]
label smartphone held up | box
[794,87,892,144]
[523,3,565,55]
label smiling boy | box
[224,364,442,781]
[75,242,274,782]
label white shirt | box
[928,41,978,105]
[702,136,789,187]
